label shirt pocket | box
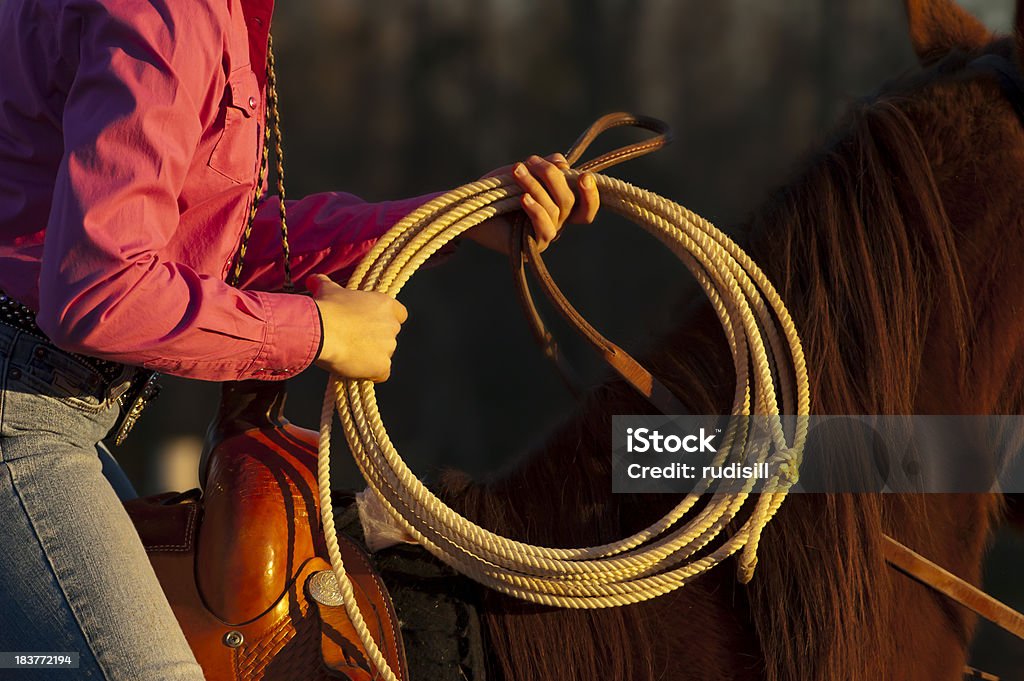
[207,66,262,185]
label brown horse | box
[434,1,1024,679]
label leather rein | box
[507,109,1024,651]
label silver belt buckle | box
[112,372,161,446]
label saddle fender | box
[125,380,408,681]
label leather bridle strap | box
[509,112,686,414]
[882,535,1024,639]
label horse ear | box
[904,0,992,64]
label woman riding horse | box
[0,1,599,678]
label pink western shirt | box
[0,0,438,381]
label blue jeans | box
[0,324,205,679]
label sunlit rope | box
[316,170,810,681]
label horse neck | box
[744,81,1024,680]
[912,82,1024,416]
[870,72,1024,679]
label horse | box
[430,1,1024,679]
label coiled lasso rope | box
[316,114,810,681]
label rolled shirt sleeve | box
[36,1,321,381]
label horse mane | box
[439,57,988,681]
[740,91,972,681]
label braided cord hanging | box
[229,34,292,291]
[316,169,811,681]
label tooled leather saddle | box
[124,380,408,681]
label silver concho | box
[223,630,244,648]
[307,569,345,607]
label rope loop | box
[317,167,810,681]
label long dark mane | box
[439,36,1024,681]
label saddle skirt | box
[124,380,408,681]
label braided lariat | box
[229,35,292,292]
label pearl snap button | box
[248,96,257,110]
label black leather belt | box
[0,291,160,445]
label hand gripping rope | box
[315,114,811,681]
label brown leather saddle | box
[125,380,408,681]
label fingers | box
[530,154,575,225]
[474,152,603,255]
[305,273,332,295]
[391,298,409,324]
[569,173,599,224]
[371,364,392,383]
[513,159,559,225]
[513,154,576,246]
[372,345,396,382]
[373,296,404,383]
[547,152,571,171]
[363,316,400,383]
[520,192,557,246]
[369,330,400,382]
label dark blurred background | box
[109,1,1023,677]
